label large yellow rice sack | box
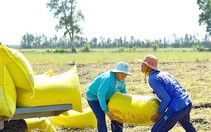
[51,107,97,129]
[0,44,34,92]
[108,93,160,125]
[17,66,82,112]
[0,63,17,117]
[25,117,56,132]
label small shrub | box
[53,48,66,53]
[45,49,53,53]
[152,44,158,52]
[80,43,90,52]
[116,48,125,52]
[192,45,204,52]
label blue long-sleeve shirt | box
[86,71,127,112]
[149,71,191,115]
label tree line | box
[20,32,211,50]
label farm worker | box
[86,62,131,132]
[138,54,196,132]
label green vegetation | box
[47,0,85,53]
[197,0,211,34]
[22,48,211,64]
[80,43,91,52]
[19,33,211,51]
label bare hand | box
[106,111,115,120]
[151,113,161,123]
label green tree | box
[197,0,211,34]
[88,37,96,48]
[152,44,158,52]
[20,33,35,48]
[47,0,85,53]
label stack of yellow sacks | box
[0,44,97,131]
[0,44,34,118]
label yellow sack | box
[51,107,97,129]
[108,93,160,125]
[0,63,16,117]
[17,66,82,112]
[43,69,54,76]
[25,117,56,132]
[0,44,34,92]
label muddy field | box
[31,60,211,132]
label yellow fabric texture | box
[0,63,17,117]
[108,93,160,125]
[0,44,34,92]
[51,107,97,129]
[43,69,54,76]
[17,66,83,112]
[33,70,54,81]
[25,117,56,132]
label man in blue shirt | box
[138,54,196,132]
[86,62,131,132]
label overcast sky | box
[0,0,207,45]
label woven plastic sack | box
[25,117,56,132]
[0,63,16,117]
[108,93,160,125]
[0,44,34,92]
[17,66,82,112]
[51,107,97,129]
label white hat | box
[111,62,131,75]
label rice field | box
[23,48,211,132]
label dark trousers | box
[152,103,196,132]
[87,100,123,132]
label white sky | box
[0,0,207,45]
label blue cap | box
[111,62,131,75]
